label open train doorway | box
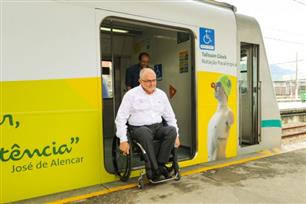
[239,42,260,146]
[100,17,196,172]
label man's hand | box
[175,136,180,148]
[119,141,130,156]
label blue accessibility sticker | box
[154,64,163,81]
[199,27,215,50]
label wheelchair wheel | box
[166,147,180,176]
[175,171,181,181]
[112,136,131,182]
[138,178,145,189]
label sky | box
[224,0,306,80]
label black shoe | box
[146,169,153,180]
[158,165,170,179]
[151,169,162,182]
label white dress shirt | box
[115,85,179,142]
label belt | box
[129,122,162,129]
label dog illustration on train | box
[208,75,234,161]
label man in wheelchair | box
[115,68,180,181]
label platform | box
[17,140,306,204]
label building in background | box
[273,79,306,101]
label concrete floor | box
[17,140,306,204]
[80,148,306,204]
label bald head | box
[139,68,156,80]
[139,68,157,94]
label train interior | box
[100,17,196,172]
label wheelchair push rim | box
[112,136,131,182]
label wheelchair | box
[112,124,181,189]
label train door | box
[239,42,260,145]
[100,17,196,173]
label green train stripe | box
[261,120,282,128]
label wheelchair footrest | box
[148,172,181,184]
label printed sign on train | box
[199,27,215,50]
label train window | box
[239,53,248,94]
[100,17,196,173]
[101,60,113,98]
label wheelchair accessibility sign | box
[199,27,215,50]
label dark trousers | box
[130,123,177,171]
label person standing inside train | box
[125,52,151,90]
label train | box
[0,0,281,203]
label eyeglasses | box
[141,79,157,83]
[215,82,222,88]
